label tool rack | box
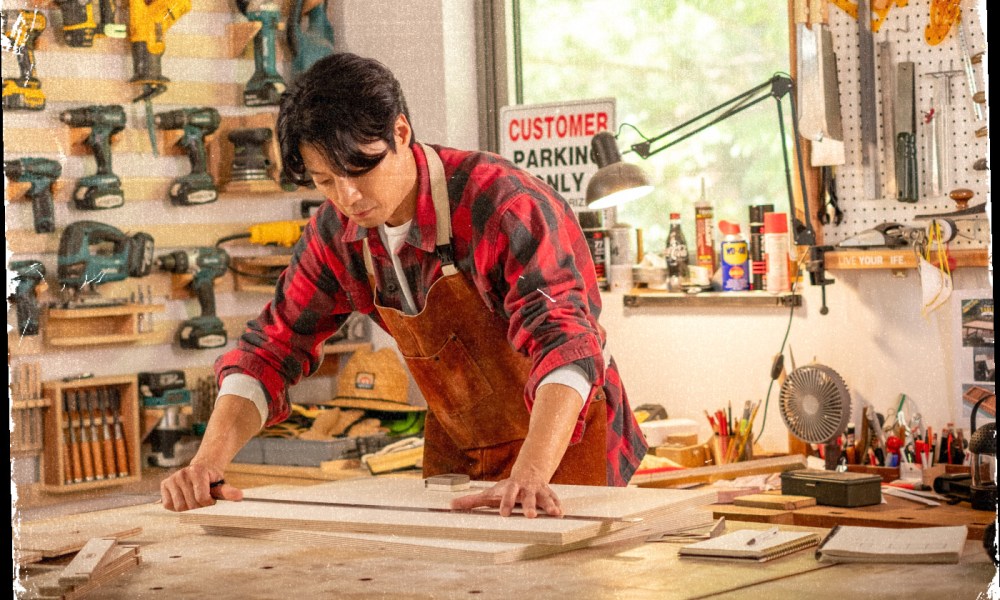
[41,375,142,492]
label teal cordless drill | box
[154,107,221,205]
[4,157,62,233]
[59,105,127,210]
[237,0,285,106]
[8,260,46,336]
[156,248,230,349]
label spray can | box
[719,220,749,291]
[764,212,791,292]
[748,204,773,290]
[694,178,716,274]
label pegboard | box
[820,0,988,248]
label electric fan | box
[778,363,851,470]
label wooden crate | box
[41,376,142,492]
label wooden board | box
[734,494,818,510]
[791,498,994,540]
[199,508,714,565]
[632,455,808,488]
[58,537,117,586]
[180,478,717,547]
[712,505,796,525]
[17,524,142,558]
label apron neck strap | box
[363,143,457,277]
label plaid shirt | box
[216,144,647,485]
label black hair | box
[278,52,414,186]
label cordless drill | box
[128,0,190,101]
[8,260,46,336]
[155,107,222,205]
[2,9,46,110]
[237,0,285,106]
[156,248,230,349]
[228,127,273,181]
[60,105,127,210]
[4,157,62,233]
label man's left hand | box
[449,477,563,518]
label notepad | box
[678,529,821,562]
[815,525,967,564]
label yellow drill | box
[1,9,46,111]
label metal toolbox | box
[780,469,882,507]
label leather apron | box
[364,144,607,485]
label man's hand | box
[160,463,243,512]
[449,476,563,518]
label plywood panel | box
[180,478,718,546]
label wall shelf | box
[45,303,166,347]
[623,289,802,308]
[824,248,988,270]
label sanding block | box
[424,473,472,492]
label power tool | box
[60,105,127,210]
[155,107,222,205]
[52,0,125,47]
[228,127,273,181]
[287,0,334,82]
[4,157,62,233]
[138,370,194,467]
[237,0,285,106]
[52,0,97,47]
[1,9,46,111]
[128,0,190,102]
[156,247,230,349]
[8,260,46,336]
[57,221,155,306]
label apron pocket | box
[404,334,526,450]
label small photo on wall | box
[961,299,994,348]
[961,383,995,425]
[973,347,995,383]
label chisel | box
[75,392,96,482]
[99,389,118,479]
[111,388,131,477]
[87,390,106,480]
[65,392,84,484]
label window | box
[514,0,791,255]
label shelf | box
[45,303,165,348]
[623,289,802,308]
[823,248,989,270]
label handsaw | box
[235,496,643,524]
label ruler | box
[857,0,880,199]
[238,496,642,524]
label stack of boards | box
[31,537,142,600]
[181,478,717,564]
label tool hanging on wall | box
[129,0,190,154]
[155,107,222,205]
[138,371,194,467]
[877,35,896,198]
[56,220,155,307]
[238,0,285,106]
[228,127,273,181]
[155,247,230,349]
[60,104,127,210]
[1,9,47,110]
[287,0,335,82]
[921,67,963,197]
[4,157,62,233]
[9,261,47,337]
[856,0,880,200]
[51,0,126,46]
[956,14,984,122]
[795,1,844,166]
[894,60,917,203]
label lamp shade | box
[586,131,653,209]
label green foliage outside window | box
[518,0,790,255]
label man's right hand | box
[160,462,243,512]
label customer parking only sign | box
[499,98,616,209]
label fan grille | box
[779,364,851,444]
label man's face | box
[300,116,416,229]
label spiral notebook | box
[678,528,821,562]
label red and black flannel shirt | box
[216,143,647,485]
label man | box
[160,53,647,517]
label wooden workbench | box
[14,493,996,599]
